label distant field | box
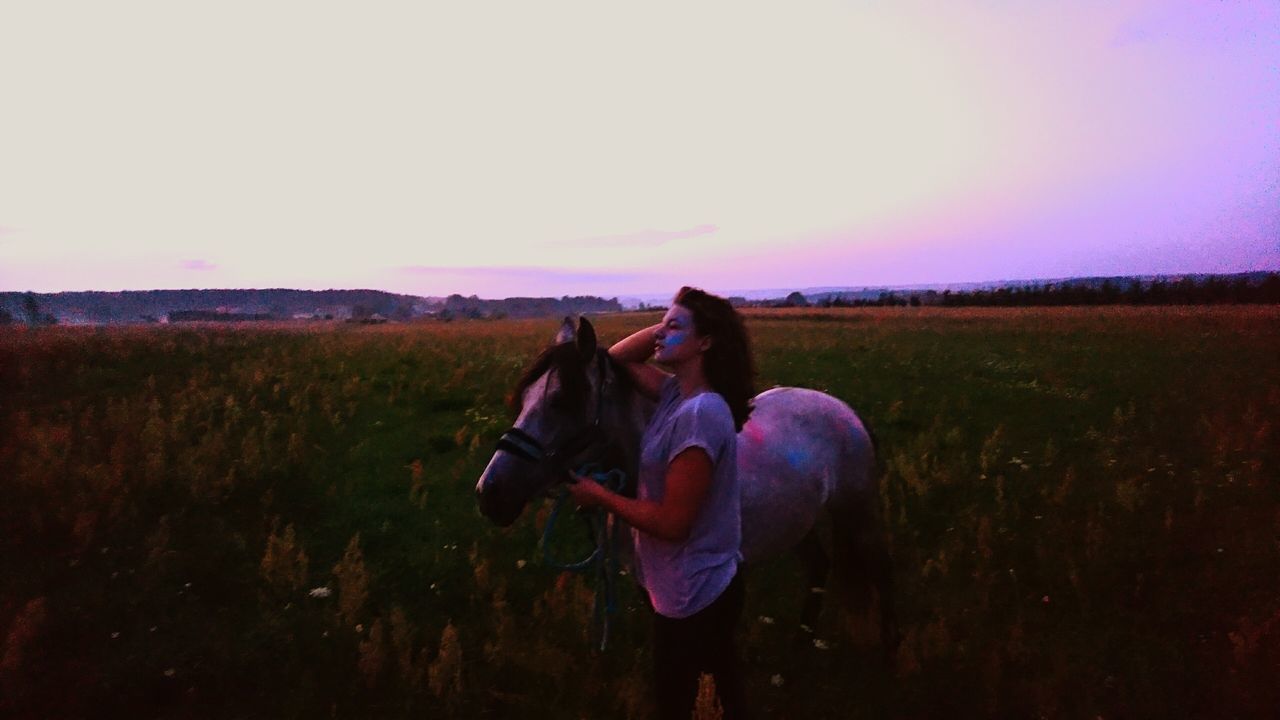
[2,306,1277,718]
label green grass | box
[1,306,1277,718]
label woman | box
[568,286,754,720]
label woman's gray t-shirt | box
[634,376,741,619]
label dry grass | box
[1,306,1276,718]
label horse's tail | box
[862,415,887,491]
[828,415,900,663]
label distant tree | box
[1100,280,1120,304]
[784,291,809,307]
[20,293,56,326]
[909,295,921,307]
[22,293,41,324]
[391,302,414,321]
[1259,273,1280,303]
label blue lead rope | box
[539,464,628,652]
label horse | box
[475,316,898,659]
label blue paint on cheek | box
[664,331,688,347]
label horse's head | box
[476,316,609,526]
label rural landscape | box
[3,305,1276,718]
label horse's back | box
[736,386,876,562]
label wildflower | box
[758,615,775,625]
[813,638,830,650]
[809,587,824,594]
[309,586,332,598]
[1042,595,1050,603]
[164,668,176,678]
[111,632,120,639]
[799,623,812,633]
[333,534,369,626]
[770,674,785,687]
[515,560,527,570]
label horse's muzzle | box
[477,484,522,527]
[475,453,529,527]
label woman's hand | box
[566,472,609,509]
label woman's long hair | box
[673,286,755,431]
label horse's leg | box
[794,528,829,636]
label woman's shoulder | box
[679,389,734,426]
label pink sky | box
[1,1,1276,298]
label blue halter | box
[540,464,628,652]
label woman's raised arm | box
[608,322,669,400]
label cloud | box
[395,265,648,285]
[562,224,719,248]
[181,259,218,271]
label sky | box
[1,0,1277,299]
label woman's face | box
[653,304,709,365]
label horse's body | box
[475,317,896,655]
[736,386,876,562]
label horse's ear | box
[577,316,597,360]
[554,316,575,345]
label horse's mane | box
[508,341,635,419]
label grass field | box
[2,306,1277,718]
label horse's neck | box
[602,380,655,488]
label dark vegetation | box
[802,271,1280,308]
[2,307,1277,718]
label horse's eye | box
[548,390,569,411]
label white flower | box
[515,560,527,570]
[758,615,775,625]
[308,586,332,598]
[163,668,176,678]
[813,638,830,650]
[770,674,785,687]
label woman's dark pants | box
[651,571,747,720]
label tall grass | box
[1,307,1276,718]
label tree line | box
[811,273,1280,308]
